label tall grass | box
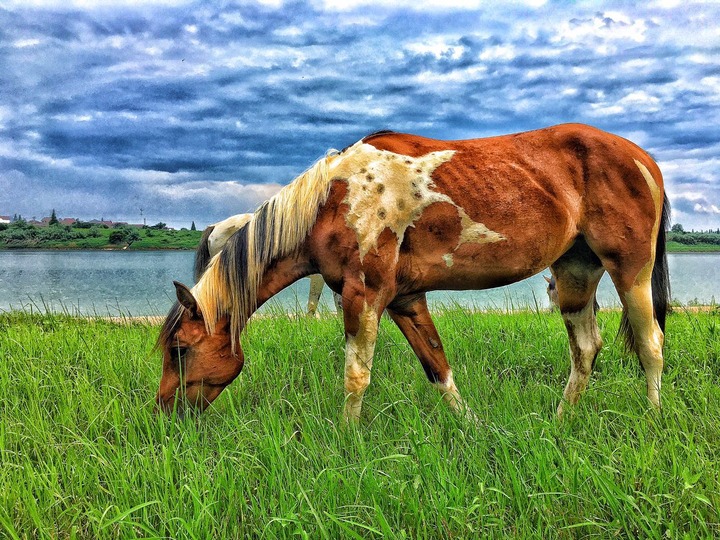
[1,308,718,538]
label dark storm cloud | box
[1,0,719,229]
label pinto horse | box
[194,214,342,316]
[157,123,670,421]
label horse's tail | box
[194,225,215,282]
[619,194,671,351]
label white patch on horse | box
[208,213,253,257]
[558,300,603,417]
[334,143,504,261]
[433,371,477,422]
[442,253,454,267]
[343,302,379,422]
[623,281,664,408]
[457,210,506,248]
[633,159,664,285]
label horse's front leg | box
[387,294,477,422]
[341,283,385,423]
[306,274,325,317]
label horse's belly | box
[396,203,575,293]
[403,248,556,293]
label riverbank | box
[665,241,720,252]
[0,225,203,250]
[1,225,719,252]
[2,241,720,252]
[1,309,718,538]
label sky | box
[0,0,718,230]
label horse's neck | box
[255,252,315,307]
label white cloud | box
[551,12,649,45]
[314,0,546,10]
[3,1,720,230]
[13,38,42,48]
[694,203,720,214]
[479,44,517,62]
[406,37,466,60]
[4,0,192,7]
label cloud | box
[0,1,719,230]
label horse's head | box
[155,281,244,415]
[544,275,559,310]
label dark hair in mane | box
[157,300,184,352]
[362,129,395,142]
[194,225,215,282]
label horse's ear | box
[543,275,552,283]
[174,281,200,319]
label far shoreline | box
[1,245,719,254]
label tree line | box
[0,215,197,248]
[667,223,720,246]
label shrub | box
[109,230,127,244]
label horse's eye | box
[170,344,188,364]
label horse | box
[546,275,600,314]
[156,123,670,422]
[194,214,342,316]
[544,275,559,310]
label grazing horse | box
[157,123,670,421]
[194,214,342,316]
[544,275,559,310]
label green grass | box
[3,229,719,253]
[666,241,720,253]
[1,308,719,538]
[0,227,203,250]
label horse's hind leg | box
[387,294,475,420]
[551,244,605,417]
[619,280,664,407]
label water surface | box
[0,250,717,316]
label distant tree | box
[671,223,685,234]
[149,222,167,230]
[109,230,126,244]
[110,227,141,246]
[125,230,141,246]
[11,216,28,228]
[191,221,196,231]
[49,209,59,226]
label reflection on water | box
[0,250,717,316]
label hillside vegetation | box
[2,220,720,252]
[0,220,202,250]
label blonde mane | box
[191,151,341,345]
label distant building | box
[0,214,166,229]
[88,219,115,228]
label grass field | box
[2,229,719,253]
[1,307,719,538]
[0,227,203,250]
[665,241,720,253]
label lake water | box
[0,250,717,316]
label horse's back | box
[319,124,664,294]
